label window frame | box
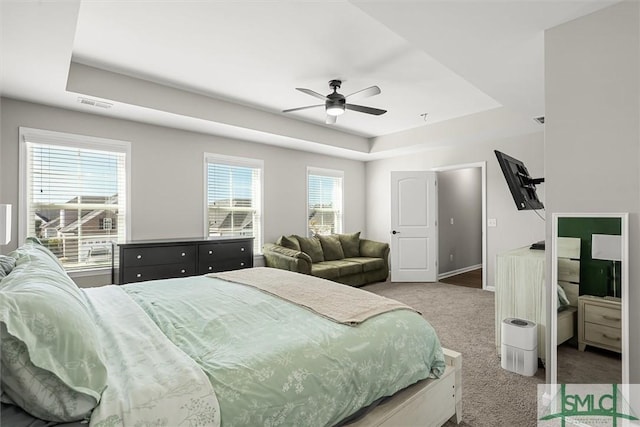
[18,127,131,276]
[306,166,344,237]
[203,152,264,254]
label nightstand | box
[578,295,621,353]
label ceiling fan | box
[282,79,387,124]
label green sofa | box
[262,232,389,287]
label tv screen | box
[494,150,544,211]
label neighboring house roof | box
[208,198,253,231]
[37,195,118,233]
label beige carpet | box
[363,280,545,427]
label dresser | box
[578,295,621,353]
[112,237,254,284]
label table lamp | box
[591,233,622,299]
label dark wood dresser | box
[112,237,254,284]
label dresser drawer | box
[123,245,195,267]
[199,241,252,262]
[584,304,621,328]
[123,263,196,283]
[198,256,253,274]
[584,322,622,351]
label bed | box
[0,240,462,426]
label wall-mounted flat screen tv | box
[494,150,544,211]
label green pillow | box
[0,255,16,278]
[338,232,361,258]
[318,235,345,261]
[0,242,108,421]
[294,235,324,263]
[1,325,98,421]
[280,235,301,252]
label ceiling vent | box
[534,116,545,125]
[77,97,113,109]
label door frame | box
[430,161,488,290]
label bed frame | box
[350,348,462,427]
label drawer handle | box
[137,255,142,259]
[240,262,245,266]
[602,315,621,322]
[602,334,620,341]
[181,252,186,257]
[136,273,142,278]
[208,266,213,271]
[240,247,245,252]
[181,269,186,273]
[209,250,213,255]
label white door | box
[390,171,438,282]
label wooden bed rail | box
[350,347,462,426]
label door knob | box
[392,230,400,234]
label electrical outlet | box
[450,254,454,262]
[450,217,454,225]
[488,218,497,227]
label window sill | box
[67,267,111,278]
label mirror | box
[550,213,628,386]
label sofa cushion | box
[277,235,301,252]
[343,257,385,273]
[338,232,360,258]
[311,263,340,280]
[318,235,345,261]
[314,260,363,277]
[295,236,324,263]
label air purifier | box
[501,317,537,376]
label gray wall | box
[365,131,545,288]
[0,98,367,285]
[438,167,482,275]
[545,0,640,385]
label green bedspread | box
[124,274,445,427]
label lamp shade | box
[0,204,11,245]
[591,234,622,261]
[326,105,345,116]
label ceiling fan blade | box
[325,114,337,124]
[345,85,381,101]
[296,88,329,101]
[282,104,324,113]
[345,103,387,115]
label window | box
[205,153,263,254]
[19,128,130,272]
[307,167,343,236]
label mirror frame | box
[549,212,629,386]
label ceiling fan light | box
[326,105,345,116]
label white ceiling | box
[1,0,618,160]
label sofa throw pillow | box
[280,235,301,252]
[338,232,361,258]
[318,235,345,261]
[295,235,324,263]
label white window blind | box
[205,154,262,253]
[307,167,343,236]
[20,128,129,272]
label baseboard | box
[438,264,482,280]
